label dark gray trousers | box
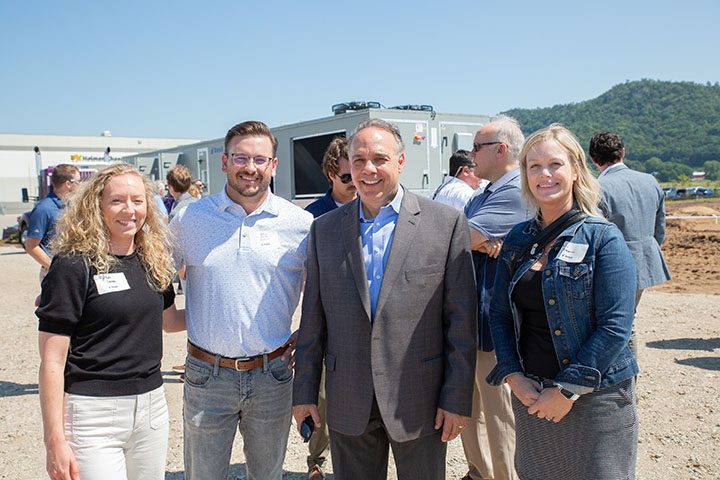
[329,398,446,480]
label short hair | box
[348,118,404,154]
[321,137,349,182]
[166,165,193,194]
[519,124,602,217]
[486,115,525,162]
[224,120,278,156]
[153,180,166,195]
[51,164,80,188]
[588,132,624,166]
[449,150,474,176]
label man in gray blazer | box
[293,119,477,480]
[590,132,672,355]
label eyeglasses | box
[338,173,353,184]
[454,163,476,177]
[472,141,501,152]
[228,153,274,168]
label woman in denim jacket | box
[486,124,639,479]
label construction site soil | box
[0,203,717,479]
[658,199,720,295]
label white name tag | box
[252,231,279,250]
[93,273,131,295]
[557,242,589,263]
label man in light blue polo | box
[461,115,530,480]
[170,120,313,480]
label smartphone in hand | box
[300,415,315,443]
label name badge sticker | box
[557,242,589,263]
[94,272,131,295]
[252,231,279,250]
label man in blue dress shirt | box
[293,119,476,480]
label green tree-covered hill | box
[502,79,720,180]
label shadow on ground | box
[675,356,720,371]
[646,337,720,352]
[0,250,26,255]
[0,380,38,398]
[166,465,334,479]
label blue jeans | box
[183,353,293,480]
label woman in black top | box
[37,164,185,480]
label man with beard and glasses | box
[170,121,313,479]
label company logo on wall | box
[70,154,117,161]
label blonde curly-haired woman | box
[36,164,185,480]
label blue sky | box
[1,0,718,139]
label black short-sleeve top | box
[36,252,175,396]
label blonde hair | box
[519,124,602,218]
[52,163,175,290]
[188,184,201,199]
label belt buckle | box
[234,356,254,371]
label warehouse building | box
[0,132,199,210]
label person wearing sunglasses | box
[461,116,531,480]
[431,149,486,211]
[301,136,356,479]
[305,137,357,219]
[26,164,82,273]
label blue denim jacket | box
[486,216,639,391]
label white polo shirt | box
[170,187,313,357]
[432,176,480,211]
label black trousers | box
[329,397,446,480]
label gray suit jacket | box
[293,190,477,442]
[599,164,671,289]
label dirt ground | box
[657,199,720,295]
[0,207,718,479]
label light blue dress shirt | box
[359,186,405,319]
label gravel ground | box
[0,239,718,479]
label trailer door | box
[381,119,430,195]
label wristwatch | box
[554,383,580,401]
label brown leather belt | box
[186,341,287,372]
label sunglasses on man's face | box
[338,173,353,184]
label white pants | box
[64,386,169,480]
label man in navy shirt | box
[303,137,356,479]
[305,137,356,218]
[26,164,81,271]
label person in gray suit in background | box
[292,119,477,480]
[589,132,672,357]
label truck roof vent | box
[332,101,382,115]
[390,104,434,113]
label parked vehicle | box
[697,187,715,197]
[675,186,715,199]
[17,212,30,249]
[662,187,680,199]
